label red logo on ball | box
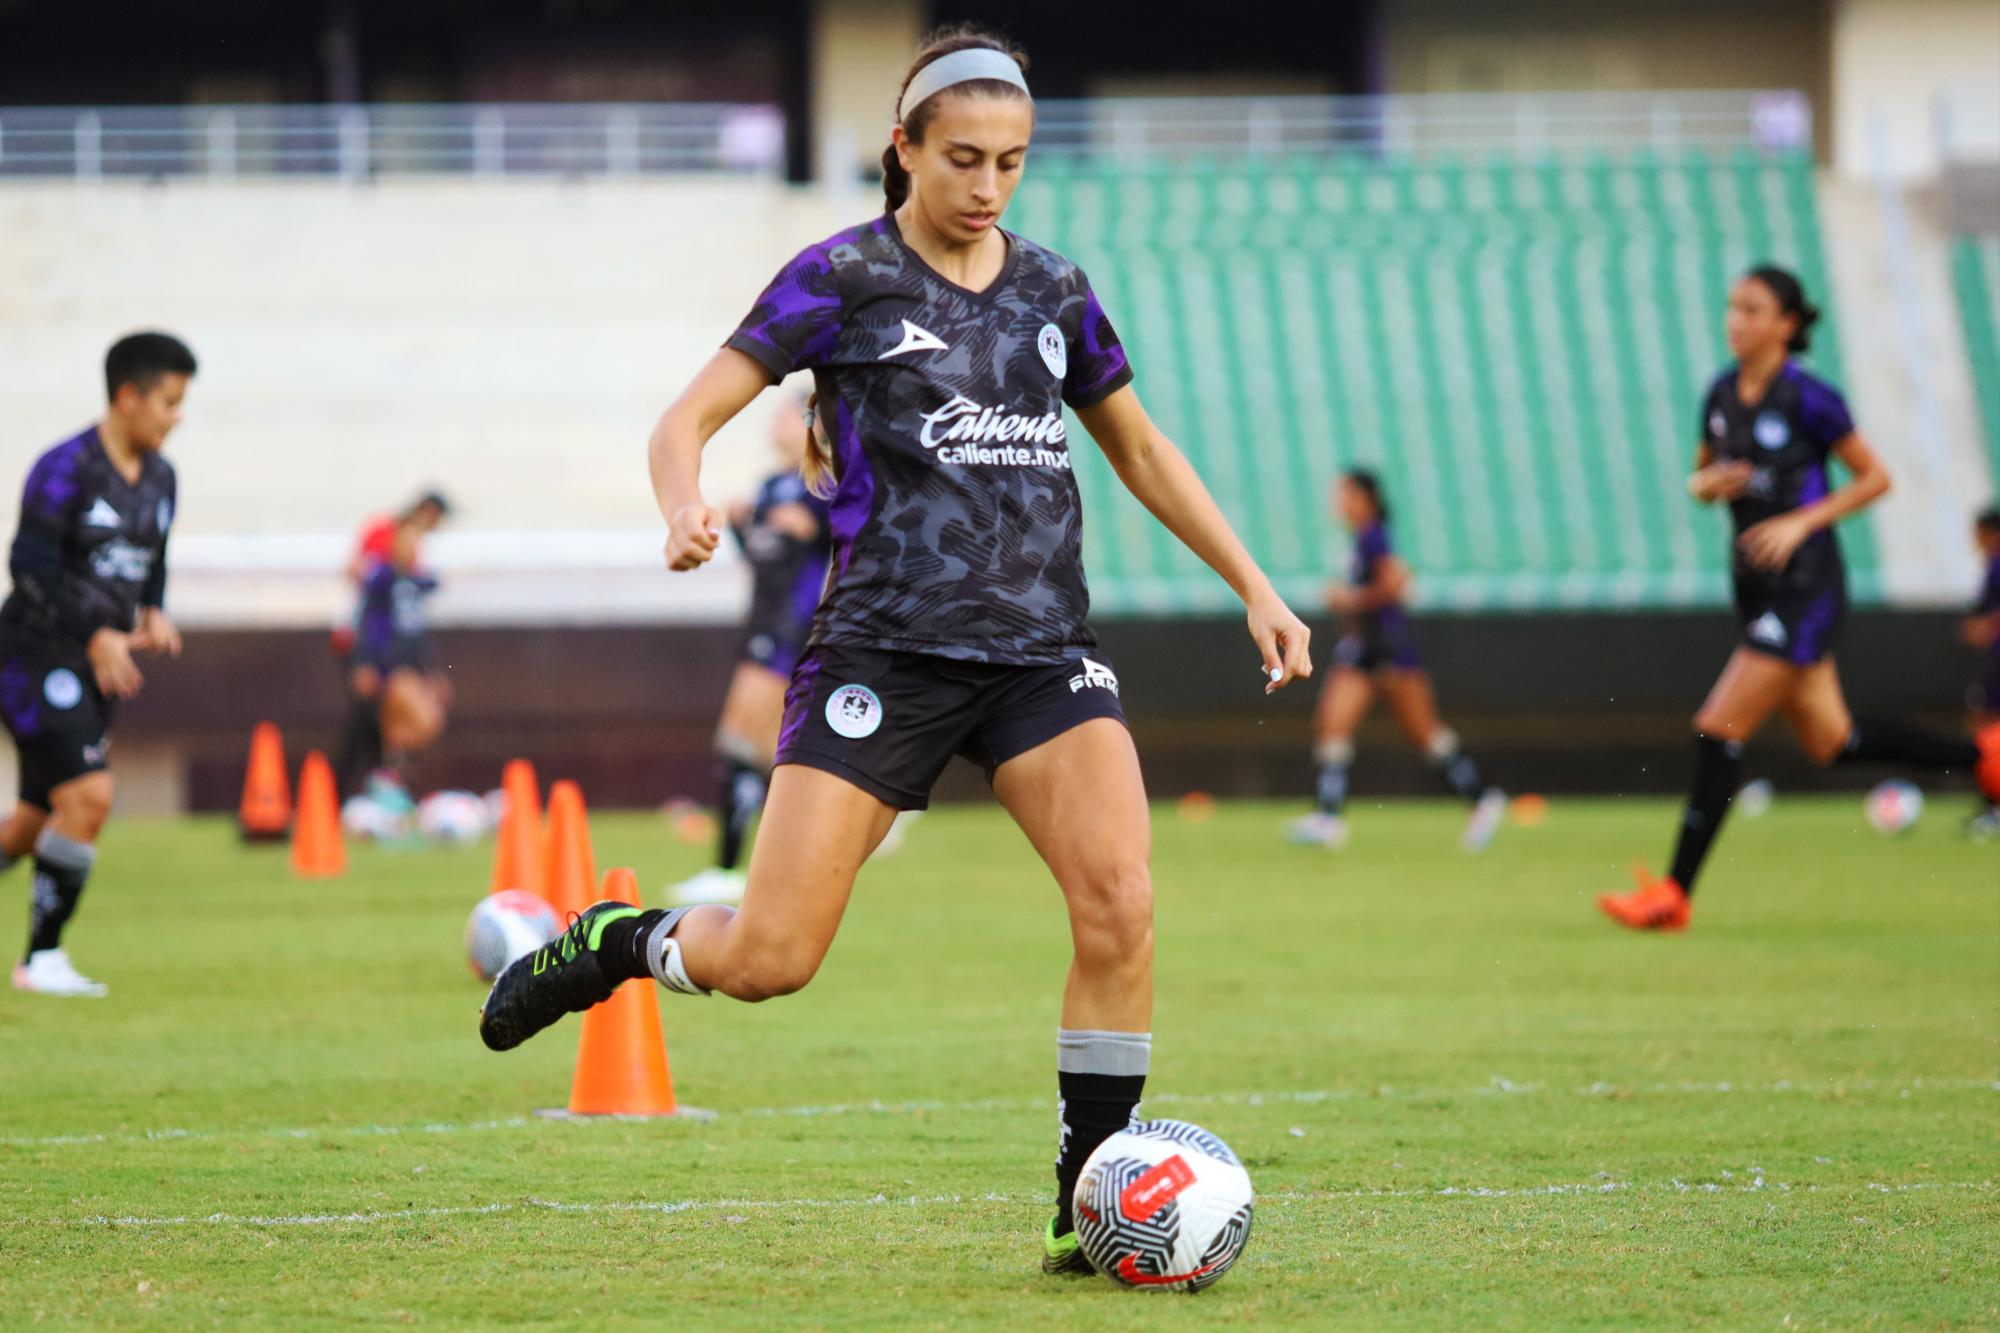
[1119,1153,1196,1222]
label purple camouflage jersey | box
[1977,553,2000,695]
[2,426,175,649]
[725,213,1133,666]
[1700,362,1854,597]
[736,470,832,651]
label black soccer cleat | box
[1041,1216,1096,1276]
[478,901,643,1052]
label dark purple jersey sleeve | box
[1978,557,2000,615]
[725,242,847,382]
[1062,270,1134,410]
[8,446,119,641]
[1797,377,1855,454]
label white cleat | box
[12,949,108,998]
[667,867,747,906]
[1287,812,1349,849]
[868,809,923,860]
[1461,789,1508,853]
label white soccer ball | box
[1073,1119,1254,1291]
[1736,778,1775,818]
[464,889,562,982]
[419,790,491,843]
[1864,779,1923,835]
[341,794,409,842]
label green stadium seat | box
[1949,234,2000,488]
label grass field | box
[0,797,1994,1329]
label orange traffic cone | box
[540,780,597,918]
[239,721,292,842]
[488,759,544,897]
[290,750,346,878]
[559,868,685,1118]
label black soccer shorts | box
[773,642,1129,810]
[0,632,113,809]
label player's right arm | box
[9,457,143,696]
[649,348,774,572]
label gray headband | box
[898,48,1030,123]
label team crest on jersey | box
[1068,657,1119,695]
[825,684,883,739]
[43,669,83,710]
[157,498,174,533]
[1748,611,1788,647]
[1038,323,1067,380]
[1754,411,1790,450]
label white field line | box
[16,1178,1999,1231]
[2,1076,1992,1153]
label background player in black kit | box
[669,397,832,906]
[1599,269,2000,931]
[1290,468,1506,853]
[477,26,1313,1278]
[0,332,192,996]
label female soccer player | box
[1598,267,2000,931]
[1962,505,2000,836]
[669,399,831,906]
[346,509,449,798]
[479,26,1312,1275]
[1289,468,1505,851]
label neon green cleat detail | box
[1041,1216,1094,1276]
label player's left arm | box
[1738,431,1890,571]
[1077,385,1311,692]
[133,487,182,658]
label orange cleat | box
[1597,864,1692,932]
[1975,722,2000,806]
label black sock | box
[1667,734,1743,897]
[595,908,668,984]
[1837,715,1979,773]
[1313,743,1351,816]
[715,757,767,872]
[1431,743,1486,804]
[25,830,95,958]
[335,699,383,798]
[1053,1028,1151,1237]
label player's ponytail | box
[800,393,835,499]
[883,24,1031,215]
[1745,264,1821,354]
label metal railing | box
[1031,90,1813,161]
[0,102,785,179]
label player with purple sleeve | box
[0,332,192,996]
[1600,268,2000,931]
[1291,469,1505,852]
[477,25,1314,1278]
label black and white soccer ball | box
[1073,1118,1254,1291]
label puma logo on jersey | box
[83,498,122,528]
[1748,612,1788,647]
[1068,657,1119,695]
[880,319,950,360]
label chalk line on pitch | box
[3,1076,1992,1152]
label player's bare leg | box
[479,764,894,1049]
[993,718,1154,1272]
[1293,667,1371,847]
[14,771,112,997]
[673,662,788,906]
[1382,670,1506,851]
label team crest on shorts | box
[42,668,83,710]
[825,684,883,739]
[1038,323,1067,380]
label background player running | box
[1290,468,1505,852]
[334,490,449,798]
[476,26,1313,1278]
[669,399,830,906]
[0,332,192,996]
[1599,267,2000,931]
[346,505,450,806]
[1962,505,2000,836]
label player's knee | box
[716,941,822,1002]
[1069,857,1154,969]
[1801,728,1848,767]
[51,775,113,838]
